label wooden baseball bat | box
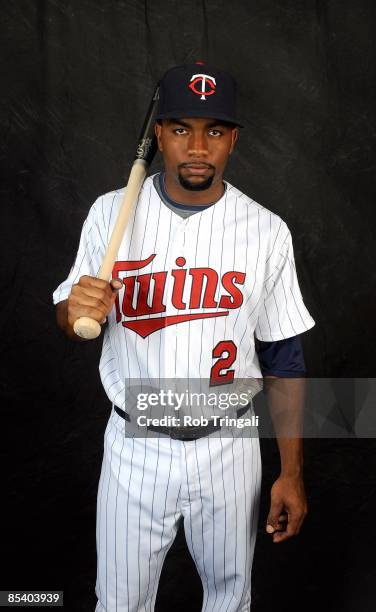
[73,84,160,339]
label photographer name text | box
[137,414,259,428]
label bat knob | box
[73,317,102,340]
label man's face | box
[155,117,238,191]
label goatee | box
[178,173,215,191]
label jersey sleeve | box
[52,201,105,305]
[255,223,315,341]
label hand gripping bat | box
[73,84,160,340]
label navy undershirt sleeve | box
[255,335,307,377]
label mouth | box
[179,162,214,176]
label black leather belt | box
[113,403,250,441]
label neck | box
[163,171,225,205]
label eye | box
[174,128,188,135]
[209,129,222,137]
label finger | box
[68,304,109,324]
[70,291,112,313]
[271,515,288,533]
[273,530,291,543]
[266,500,284,533]
[79,276,114,298]
[72,284,113,305]
[275,514,288,531]
[273,518,300,543]
[278,515,288,525]
[273,512,302,543]
[79,276,112,290]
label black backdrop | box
[1,1,376,611]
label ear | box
[154,122,163,152]
[229,128,239,154]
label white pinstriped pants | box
[95,408,261,612]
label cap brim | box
[155,110,244,128]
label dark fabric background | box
[1,1,375,611]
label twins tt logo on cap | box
[189,73,217,100]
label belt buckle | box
[168,423,217,441]
[168,426,198,440]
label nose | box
[187,131,208,157]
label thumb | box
[266,499,284,534]
[110,278,122,290]
[110,278,123,294]
[103,279,122,322]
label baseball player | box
[54,63,315,611]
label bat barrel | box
[134,84,160,165]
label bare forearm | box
[263,376,306,476]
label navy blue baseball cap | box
[156,62,243,127]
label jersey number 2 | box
[210,341,237,386]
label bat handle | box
[72,160,149,340]
[73,317,102,339]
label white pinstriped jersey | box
[53,175,315,411]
